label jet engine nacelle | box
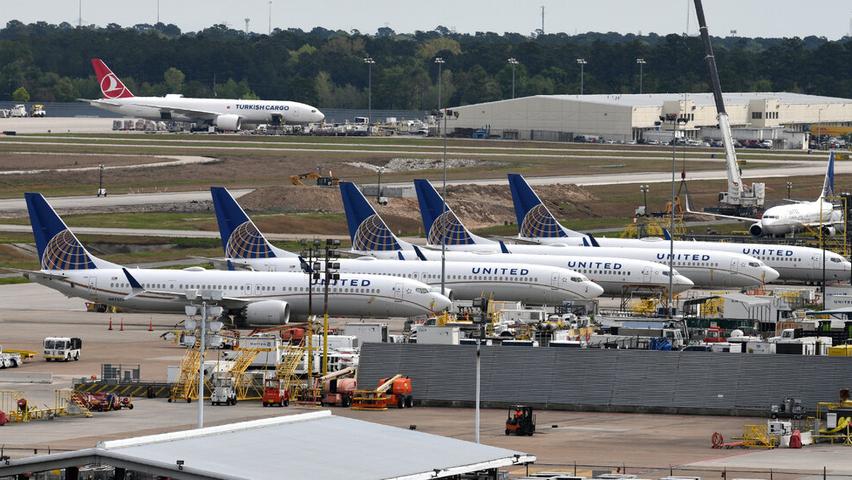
[822,226,837,237]
[243,300,290,325]
[749,223,764,237]
[215,114,242,131]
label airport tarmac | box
[0,188,253,212]
[2,282,851,476]
[0,117,117,134]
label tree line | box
[1,20,850,109]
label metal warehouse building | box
[444,92,852,146]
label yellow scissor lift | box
[276,339,306,400]
[230,347,264,401]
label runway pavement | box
[0,188,253,212]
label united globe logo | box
[427,211,474,245]
[226,222,274,259]
[41,230,95,270]
[352,215,400,251]
[520,204,566,238]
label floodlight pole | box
[636,58,646,94]
[435,57,447,296]
[197,301,207,428]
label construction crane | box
[694,0,764,216]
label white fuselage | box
[413,242,777,289]
[30,268,447,320]
[226,257,604,303]
[357,249,694,295]
[537,236,851,283]
[90,97,325,126]
[757,200,842,236]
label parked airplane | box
[210,186,603,303]
[413,179,779,289]
[686,151,844,237]
[87,58,324,130]
[508,173,851,284]
[21,193,449,323]
[339,182,693,295]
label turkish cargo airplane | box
[86,58,324,130]
[338,182,693,296]
[412,179,779,289]
[19,193,449,324]
[686,151,844,237]
[507,173,851,284]
[209,186,603,303]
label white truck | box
[43,337,82,361]
[0,346,22,369]
[9,104,27,117]
[210,374,237,406]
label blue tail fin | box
[821,151,835,199]
[25,193,98,270]
[339,182,402,251]
[210,187,291,259]
[507,173,582,238]
[413,179,476,246]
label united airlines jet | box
[685,151,845,237]
[209,187,603,303]
[339,182,693,296]
[87,59,324,131]
[508,173,851,284]
[413,179,779,289]
[20,193,449,324]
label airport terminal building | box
[444,92,852,147]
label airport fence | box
[358,343,852,415]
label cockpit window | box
[748,262,760,267]
[831,257,842,263]
[763,215,778,219]
[571,277,584,283]
[416,288,429,293]
[662,271,670,276]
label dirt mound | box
[238,186,344,213]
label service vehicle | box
[261,378,289,407]
[505,405,536,436]
[211,375,237,406]
[43,337,81,362]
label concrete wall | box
[358,343,852,415]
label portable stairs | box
[276,340,306,399]
[230,347,263,400]
[169,341,202,403]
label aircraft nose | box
[313,108,325,123]
[762,266,780,283]
[587,282,605,299]
[429,292,453,312]
[674,275,695,293]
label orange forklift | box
[505,405,536,436]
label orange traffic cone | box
[108,317,113,331]
[148,318,153,332]
[120,319,124,332]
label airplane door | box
[730,258,738,273]
[811,254,821,270]
[642,267,651,284]
[550,272,560,289]
[393,283,403,301]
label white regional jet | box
[507,173,851,284]
[412,179,779,289]
[87,58,324,131]
[686,151,844,237]
[209,187,603,303]
[338,182,693,296]
[21,193,449,324]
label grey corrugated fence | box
[357,343,852,415]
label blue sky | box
[3,0,851,39]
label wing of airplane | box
[121,268,251,309]
[492,236,545,245]
[127,103,221,119]
[682,190,760,223]
[780,198,810,204]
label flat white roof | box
[501,92,852,108]
[3,411,535,480]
